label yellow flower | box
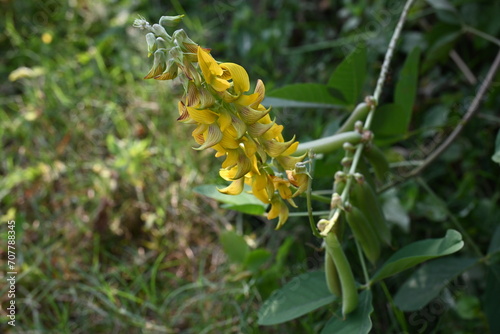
[138,17,311,228]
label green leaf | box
[219,230,249,264]
[267,83,346,107]
[327,45,367,106]
[262,97,342,109]
[321,290,373,334]
[193,184,267,215]
[484,262,500,334]
[220,203,266,215]
[492,129,500,165]
[371,103,408,145]
[258,271,337,325]
[488,225,500,255]
[372,48,420,145]
[244,249,272,272]
[380,189,410,233]
[394,257,478,311]
[371,229,464,283]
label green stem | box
[320,0,416,236]
[354,238,370,287]
[417,177,484,258]
[295,131,361,155]
[380,281,409,333]
[306,152,322,238]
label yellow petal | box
[217,110,232,132]
[262,124,283,140]
[220,62,250,93]
[281,141,299,156]
[217,178,244,195]
[187,107,218,124]
[267,197,281,220]
[211,77,231,92]
[221,149,239,168]
[235,92,259,106]
[197,46,223,77]
[276,151,307,170]
[241,137,258,158]
[220,166,238,180]
[219,130,240,149]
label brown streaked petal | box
[238,105,271,125]
[193,123,223,150]
[230,114,247,139]
[186,81,200,107]
[247,120,274,137]
[252,79,266,108]
[177,101,191,122]
[232,153,252,180]
[262,136,296,158]
[144,50,167,79]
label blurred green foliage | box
[0,0,499,333]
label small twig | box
[463,26,500,47]
[449,50,477,85]
[380,49,500,192]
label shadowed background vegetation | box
[1,0,499,333]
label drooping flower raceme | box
[134,15,309,228]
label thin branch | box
[463,26,500,47]
[449,50,477,85]
[321,0,416,236]
[380,49,500,192]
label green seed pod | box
[336,102,371,134]
[363,144,389,181]
[350,177,392,246]
[324,232,358,316]
[345,205,381,265]
[324,250,342,297]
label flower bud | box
[159,15,185,28]
[152,23,170,40]
[146,33,157,57]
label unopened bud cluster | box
[134,15,309,228]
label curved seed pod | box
[350,177,392,246]
[335,102,371,134]
[325,232,358,316]
[345,205,381,265]
[363,144,389,181]
[324,250,342,297]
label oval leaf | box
[258,271,337,325]
[371,229,464,283]
[219,230,249,264]
[194,184,266,215]
[321,290,373,334]
[394,256,478,311]
[267,83,346,107]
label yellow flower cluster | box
[134,15,309,228]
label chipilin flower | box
[134,15,309,228]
